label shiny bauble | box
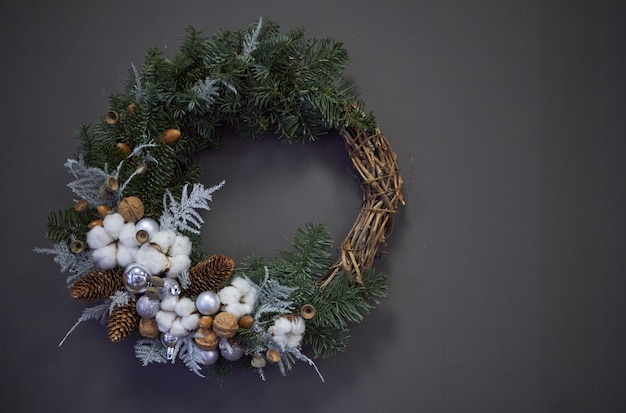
[219,338,244,361]
[160,278,181,298]
[135,218,159,243]
[196,348,220,366]
[161,332,179,348]
[136,295,161,319]
[123,264,151,293]
[195,291,221,315]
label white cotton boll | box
[218,286,242,305]
[86,226,114,249]
[241,288,258,307]
[135,244,169,275]
[116,245,138,267]
[225,303,247,319]
[175,297,196,317]
[118,222,140,248]
[103,213,125,239]
[167,255,191,277]
[169,319,188,337]
[160,295,178,312]
[155,311,176,333]
[271,333,288,347]
[290,316,306,335]
[91,244,117,269]
[150,230,177,253]
[286,333,303,348]
[230,277,252,295]
[180,313,200,331]
[170,235,192,257]
[271,317,292,336]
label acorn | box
[69,240,85,254]
[117,142,132,155]
[88,219,103,229]
[117,196,145,223]
[238,315,255,329]
[74,199,89,212]
[105,176,119,192]
[127,103,136,114]
[97,205,112,217]
[301,304,316,320]
[105,110,119,125]
[199,316,214,329]
[266,349,281,363]
[158,128,181,144]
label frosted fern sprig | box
[242,17,263,58]
[159,181,225,234]
[65,157,109,206]
[109,291,131,313]
[134,339,168,366]
[192,77,221,105]
[179,337,206,377]
[34,243,95,285]
[59,302,110,347]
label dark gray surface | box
[1,1,625,412]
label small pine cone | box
[186,254,234,296]
[70,269,123,301]
[106,300,139,342]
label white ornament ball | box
[135,217,160,237]
[195,291,221,315]
[197,348,220,365]
[136,295,160,318]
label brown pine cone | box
[186,254,234,296]
[70,269,123,300]
[106,300,139,342]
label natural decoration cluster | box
[36,18,403,380]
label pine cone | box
[106,300,139,342]
[70,269,123,300]
[186,254,234,296]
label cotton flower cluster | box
[86,213,192,277]
[155,295,200,337]
[269,316,306,349]
[217,277,258,319]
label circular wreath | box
[37,18,404,380]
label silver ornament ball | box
[197,348,220,366]
[195,291,221,315]
[136,295,160,318]
[123,264,151,293]
[219,338,245,361]
[160,278,181,298]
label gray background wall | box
[1,1,624,412]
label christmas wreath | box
[36,18,404,380]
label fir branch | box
[159,181,225,234]
[59,302,110,347]
[134,338,169,366]
[44,207,90,244]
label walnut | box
[212,312,238,338]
